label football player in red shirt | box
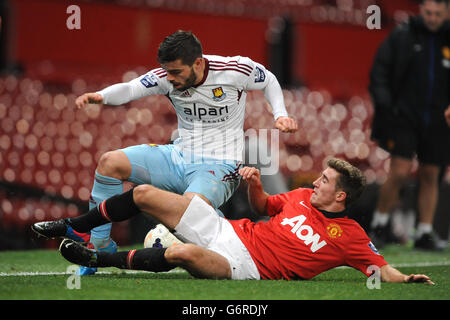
[33,158,433,284]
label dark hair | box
[157,30,203,66]
[327,158,366,207]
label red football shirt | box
[228,188,388,280]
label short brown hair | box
[327,158,366,207]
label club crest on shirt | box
[442,47,450,69]
[326,223,343,239]
[443,46,450,59]
[212,87,226,101]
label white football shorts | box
[173,195,260,280]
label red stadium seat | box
[0,69,391,228]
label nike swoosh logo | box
[65,241,73,249]
[299,201,310,210]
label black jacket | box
[369,16,450,140]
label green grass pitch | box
[0,243,449,301]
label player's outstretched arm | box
[239,167,269,216]
[75,92,104,109]
[246,63,297,133]
[380,264,434,284]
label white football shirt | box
[97,55,288,162]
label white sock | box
[371,211,390,228]
[416,223,432,238]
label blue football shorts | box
[120,143,242,209]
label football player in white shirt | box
[71,30,297,275]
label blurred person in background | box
[66,30,297,275]
[368,0,450,250]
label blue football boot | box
[32,219,90,243]
[76,238,117,275]
[65,225,91,243]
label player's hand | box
[239,166,261,186]
[275,116,297,133]
[404,274,434,285]
[75,93,104,109]
[445,105,450,127]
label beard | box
[174,68,197,92]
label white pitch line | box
[0,261,448,277]
[390,261,450,268]
[0,269,184,277]
[333,260,450,270]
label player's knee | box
[388,159,412,183]
[389,172,408,185]
[164,243,198,265]
[97,151,131,180]
[387,166,410,186]
[183,192,212,206]
[418,169,439,186]
[133,184,157,209]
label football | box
[144,223,183,248]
